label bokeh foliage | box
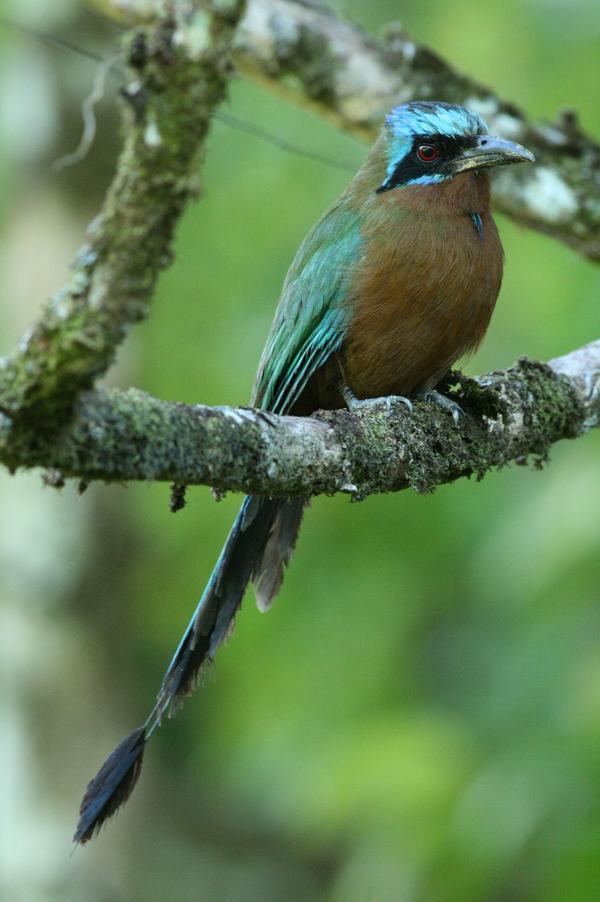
[1,0,600,899]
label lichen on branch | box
[1,343,598,499]
[0,0,246,425]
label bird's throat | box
[388,170,491,215]
[339,169,502,400]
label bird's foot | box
[343,385,413,414]
[420,389,463,424]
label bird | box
[74,101,534,843]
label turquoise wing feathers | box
[252,205,362,414]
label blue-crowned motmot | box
[74,101,534,843]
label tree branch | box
[93,0,600,262]
[1,341,598,498]
[0,0,245,425]
[2,1,599,504]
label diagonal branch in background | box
[1,341,598,498]
[0,0,246,425]
[234,0,600,260]
[91,0,600,261]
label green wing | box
[253,205,362,414]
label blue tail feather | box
[76,493,305,841]
[155,495,278,718]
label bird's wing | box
[252,205,362,414]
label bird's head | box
[377,101,534,194]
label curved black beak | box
[454,134,535,173]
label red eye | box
[416,144,439,162]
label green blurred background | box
[1,1,600,899]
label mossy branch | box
[1,342,598,498]
[1,0,599,502]
[0,0,246,425]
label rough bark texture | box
[2,342,598,499]
[0,0,245,425]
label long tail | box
[74,495,306,844]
